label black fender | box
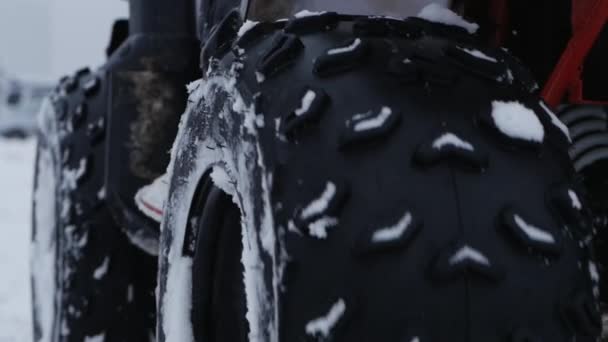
[103,33,200,253]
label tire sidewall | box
[158,77,279,342]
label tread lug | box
[284,12,339,35]
[63,77,78,93]
[354,210,421,255]
[414,131,488,170]
[548,184,591,235]
[75,67,92,79]
[432,242,504,281]
[313,38,370,77]
[72,102,88,129]
[500,207,562,256]
[294,180,349,237]
[446,45,504,81]
[53,98,69,121]
[76,155,93,186]
[339,106,400,147]
[257,33,304,78]
[281,86,329,135]
[87,117,106,145]
[83,76,101,97]
[236,21,285,48]
[62,145,72,165]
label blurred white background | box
[0,1,127,341]
[0,0,128,82]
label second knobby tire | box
[31,66,157,342]
[158,14,601,342]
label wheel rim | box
[190,179,248,342]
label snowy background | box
[0,1,127,341]
[0,138,36,342]
[0,0,128,82]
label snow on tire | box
[158,76,279,342]
[32,98,60,342]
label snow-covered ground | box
[0,137,36,342]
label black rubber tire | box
[161,14,600,342]
[190,179,249,342]
[31,67,157,341]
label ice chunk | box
[589,261,600,297]
[308,217,338,239]
[589,261,600,282]
[505,69,514,83]
[238,20,259,37]
[491,101,544,143]
[353,107,393,132]
[418,3,479,34]
[432,133,474,151]
[568,190,582,210]
[84,333,105,342]
[256,115,265,128]
[328,38,362,55]
[295,10,326,18]
[457,47,497,63]
[295,90,316,116]
[62,157,88,190]
[305,299,346,338]
[514,214,555,244]
[450,245,489,266]
[186,79,202,95]
[255,72,266,83]
[210,167,236,196]
[301,182,336,220]
[539,101,571,142]
[372,212,413,243]
[127,285,134,303]
[97,186,106,201]
[93,257,110,280]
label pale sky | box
[0,0,128,83]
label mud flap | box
[105,69,192,253]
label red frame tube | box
[541,0,608,107]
